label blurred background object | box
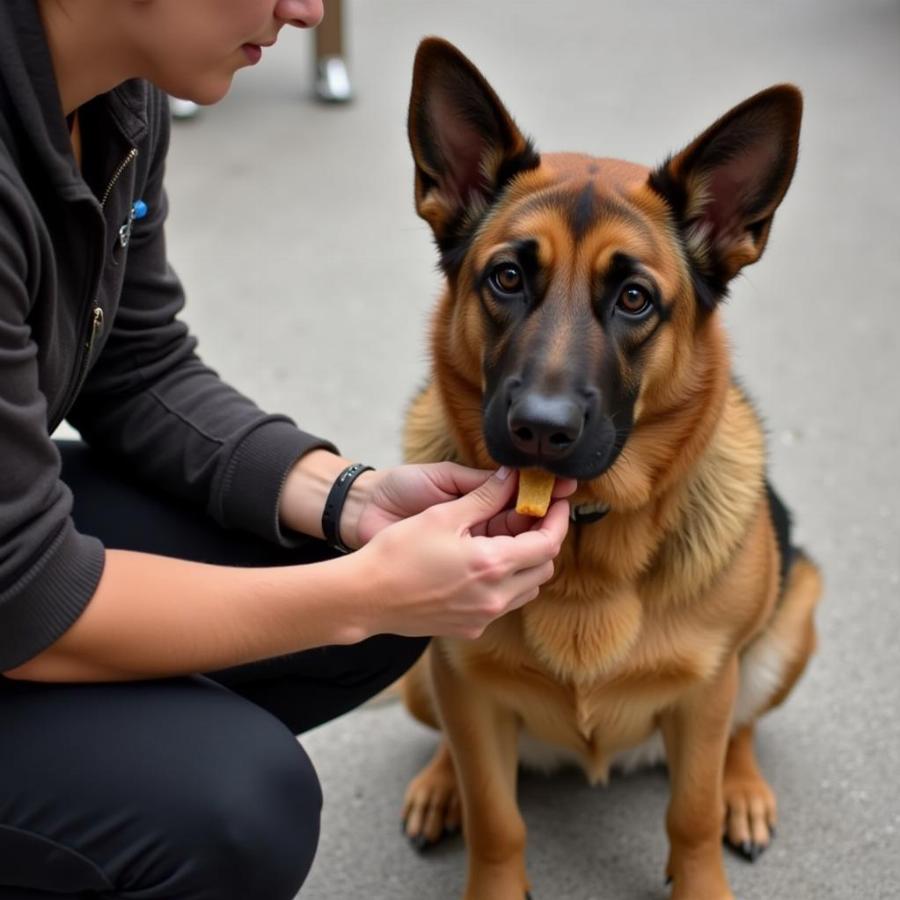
[314,0,352,102]
[169,96,200,120]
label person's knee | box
[136,706,322,900]
[204,734,322,899]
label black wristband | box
[321,463,374,553]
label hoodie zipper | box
[51,148,138,431]
[100,148,138,209]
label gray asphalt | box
[158,1,900,898]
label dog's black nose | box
[507,393,585,460]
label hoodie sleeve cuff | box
[213,419,338,547]
[0,524,105,671]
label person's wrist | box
[336,469,378,551]
[331,546,384,642]
[279,449,353,538]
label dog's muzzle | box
[483,377,622,480]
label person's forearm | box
[3,548,375,683]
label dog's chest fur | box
[456,584,732,783]
[416,382,769,782]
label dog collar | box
[570,502,610,524]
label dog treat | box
[516,469,556,517]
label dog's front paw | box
[401,746,461,850]
[723,771,777,861]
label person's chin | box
[179,79,232,107]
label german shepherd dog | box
[400,38,822,900]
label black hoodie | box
[0,0,336,670]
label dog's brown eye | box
[617,285,652,316]
[490,264,524,294]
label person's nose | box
[274,0,325,29]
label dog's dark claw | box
[665,875,672,886]
[525,892,533,900]
[410,833,431,853]
[727,837,768,862]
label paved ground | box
[158,1,899,897]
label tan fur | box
[401,168,820,896]
[401,46,818,899]
[403,382,460,465]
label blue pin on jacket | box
[118,198,148,248]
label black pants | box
[0,443,428,899]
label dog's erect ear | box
[650,85,802,307]
[408,38,540,258]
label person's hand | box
[348,467,571,640]
[343,462,576,550]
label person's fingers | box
[489,499,569,571]
[442,467,518,528]
[504,560,556,611]
[419,462,495,501]
[507,585,541,612]
[415,465,576,511]
[551,477,579,498]
[471,507,535,538]
[467,505,566,577]
[531,498,571,538]
[471,484,576,539]
[524,559,557,590]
